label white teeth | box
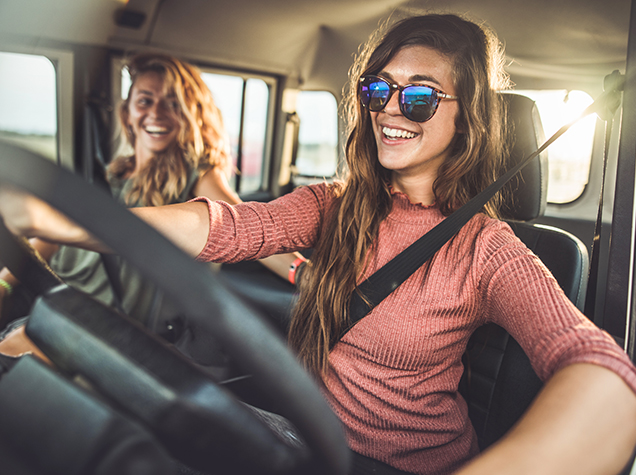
[382,127,416,139]
[144,125,169,134]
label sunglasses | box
[358,75,458,123]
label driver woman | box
[1,14,636,475]
[0,53,302,333]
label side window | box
[0,51,57,163]
[295,91,338,178]
[120,65,273,195]
[515,90,596,204]
[202,73,270,195]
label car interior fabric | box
[0,354,175,475]
[458,93,590,450]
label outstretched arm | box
[195,168,307,282]
[456,363,636,475]
[0,185,211,257]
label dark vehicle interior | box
[0,0,635,473]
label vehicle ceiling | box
[0,0,631,97]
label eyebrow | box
[135,89,177,98]
[379,71,442,87]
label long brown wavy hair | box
[288,14,511,377]
[109,53,231,206]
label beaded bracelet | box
[0,278,13,295]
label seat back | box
[458,93,590,450]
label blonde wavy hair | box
[110,53,231,206]
[289,14,512,377]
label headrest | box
[499,93,548,221]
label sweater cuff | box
[546,340,636,397]
[188,196,215,262]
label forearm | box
[0,266,19,290]
[258,252,306,282]
[456,363,636,475]
[0,186,106,252]
[0,324,51,364]
[0,186,210,258]
[131,201,211,257]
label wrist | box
[288,256,308,285]
[0,278,13,296]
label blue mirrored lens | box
[361,78,390,110]
[401,85,437,122]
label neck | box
[130,147,157,178]
[390,173,437,206]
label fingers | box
[0,324,52,365]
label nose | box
[383,89,402,117]
[149,100,170,118]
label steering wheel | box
[0,142,350,475]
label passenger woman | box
[0,53,301,335]
[1,14,636,475]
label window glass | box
[240,78,269,194]
[121,69,131,99]
[200,72,244,190]
[0,51,57,162]
[296,91,338,178]
[201,74,270,194]
[514,90,595,204]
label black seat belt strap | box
[344,90,620,338]
[584,71,625,319]
[100,253,126,313]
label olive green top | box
[49,169,200,327]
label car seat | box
[458,93,590,449]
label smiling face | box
[126,71,182,164]
[370,45,460,201]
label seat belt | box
[583,70,625,319]
[83,98,128,313]
[344,87,623,338]
[100,253,126,313]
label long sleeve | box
[478,221,636,394]
[194,183,331,263]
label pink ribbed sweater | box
[196,183,636,475]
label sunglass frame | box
[358,75,458,123]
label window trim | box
[0,44,74,170]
